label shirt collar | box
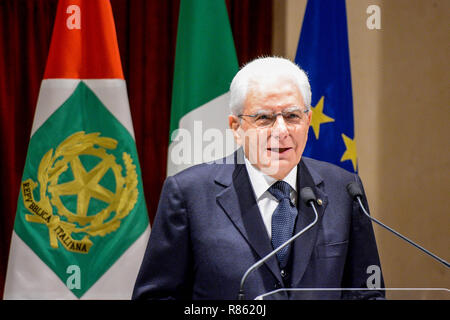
[244,157,298,200]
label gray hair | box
[229,56,311,115]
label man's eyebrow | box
[253,106,301,114]
[283,106,301,112]
[253,109,272,115]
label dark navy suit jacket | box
[133,150,385,300]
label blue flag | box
[295,0,357,172]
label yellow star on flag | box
[340,133,358,171]
[310,96,335,139]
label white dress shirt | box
[244,157,298,239]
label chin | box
[259,159,296,179]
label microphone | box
[237,187,320,300]
[347,181,449,268]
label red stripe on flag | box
[44,0,124,79]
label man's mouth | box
[267,147,292,153]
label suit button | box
[280,269,287,278]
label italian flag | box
[167,0,239,176]
[4,0,150,299]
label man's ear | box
[228,115,242,146]
[306,109,312,126]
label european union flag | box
[295,0,357,172]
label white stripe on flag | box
[167,92,238,176]
[81,226,150,299]
[4,232,77,299]
[31,80,136,139]
[3,227,150,299]
[83,79,135,140]
[31,79,80,136]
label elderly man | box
[133,57,384,300]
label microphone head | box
[346,181,363,199]
[300,187,316,206]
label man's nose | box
[272,115,289,138]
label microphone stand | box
[238,195,319,300]
[355,196,450,268]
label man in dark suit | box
[133,57,384,300]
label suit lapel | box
[290,158,328,287]
[214,151,329,287]
[215,150,282,284]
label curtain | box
[0,0,272,297]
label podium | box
[254,288,450,300]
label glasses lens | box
[254,113,275,127]
[283,111,303,124]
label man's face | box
[229,78,311,179]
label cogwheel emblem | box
[21,131,138,254]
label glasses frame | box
[237,106,310,128]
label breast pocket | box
[315,240,349,259]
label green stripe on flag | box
[170,0,239,141]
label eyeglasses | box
[238,107,310,128]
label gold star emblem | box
[340,133,357,171]
[310,96,335,139]
[52,156,115,219]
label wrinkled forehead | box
[244,76,303,111]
